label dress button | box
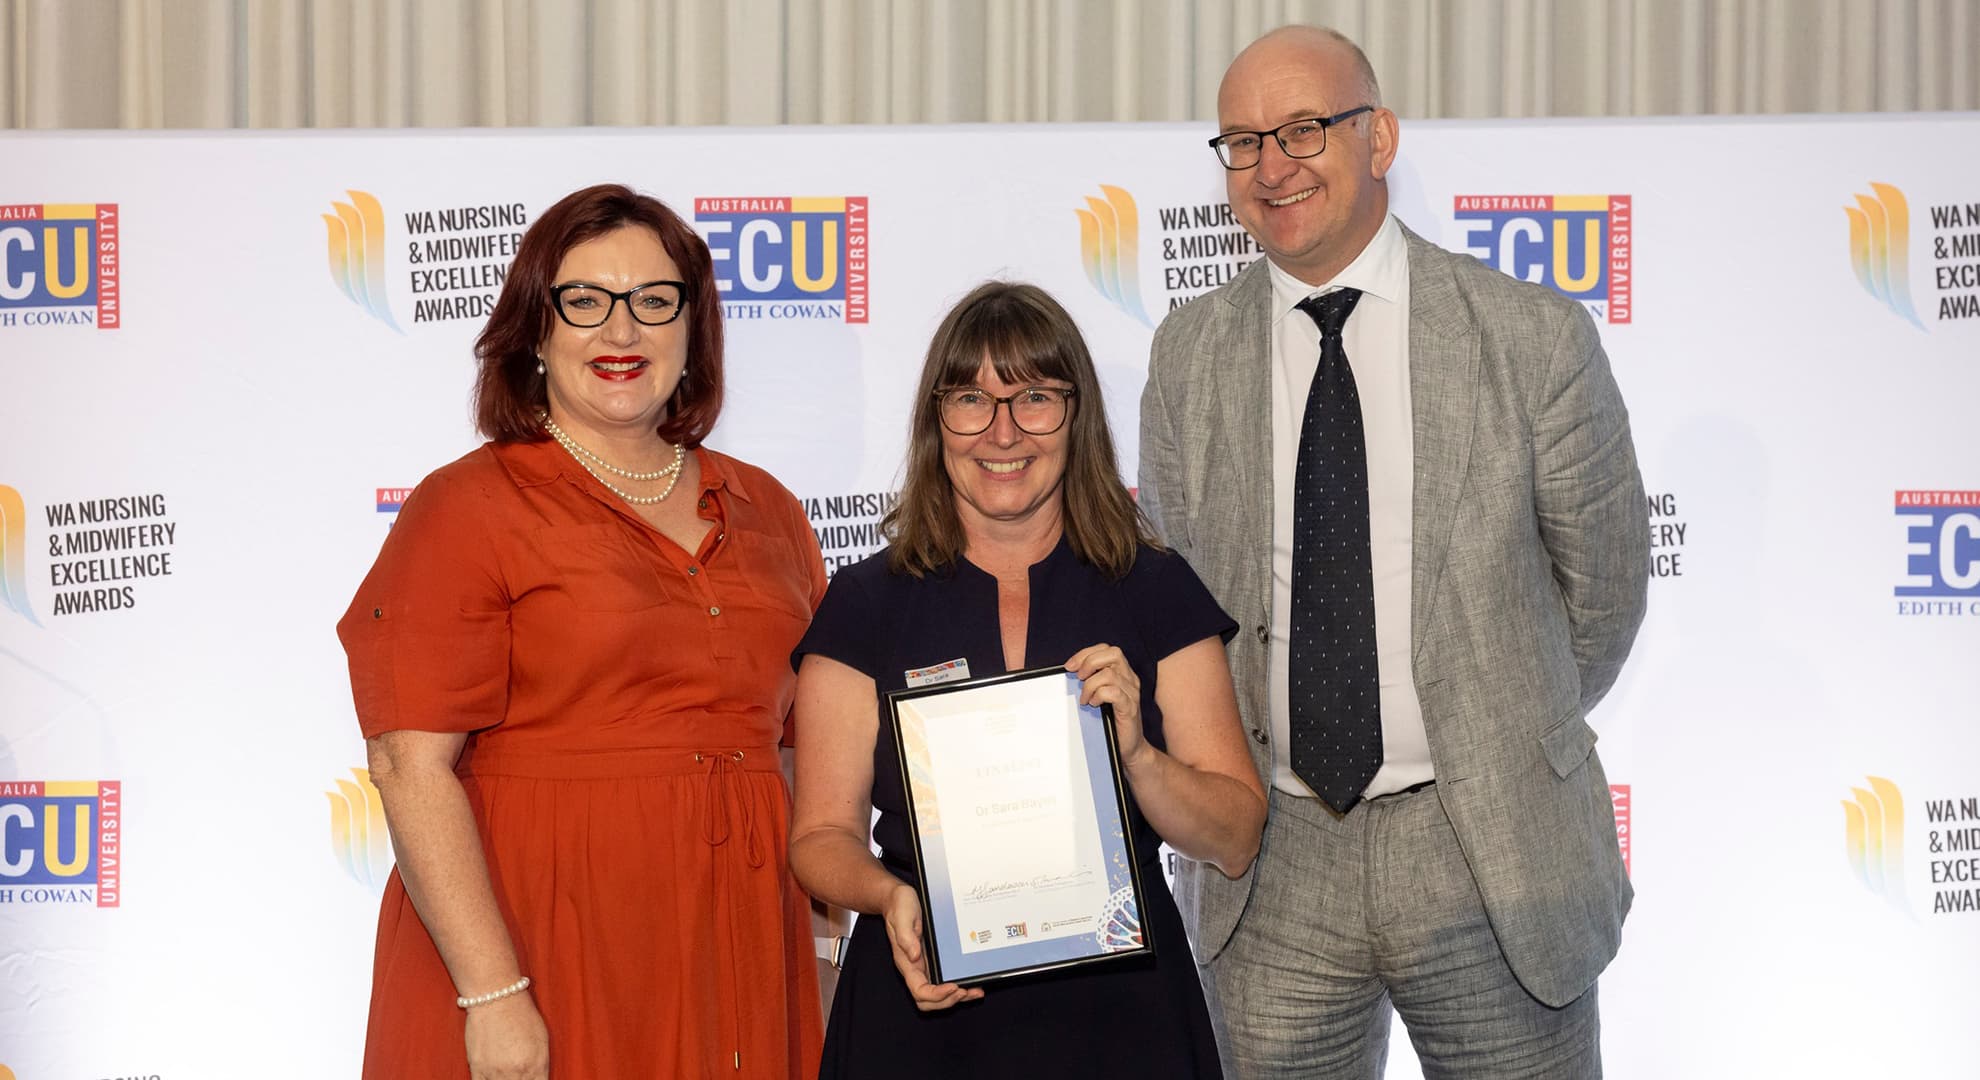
[687,565,699,575]
[1250,728,1268,745]
[698,498,708,510]
[1255,625,1268,644]
[373,607,384,619]
[709,605,721,616]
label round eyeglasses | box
[550,280,689,328]
[935,386,1076,436]
[1207,105,1374,170]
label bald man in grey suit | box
[1139,27,1648,1079]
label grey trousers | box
[1204,786,1602,1080]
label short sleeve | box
[791,558,882,680]
[1129,547,1238,661]
[336,466,512,739]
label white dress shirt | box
[1266,213,1433,800]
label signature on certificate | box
[963,868,1097,902]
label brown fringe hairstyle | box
[882,281,1157,580]
[472,183,724,446]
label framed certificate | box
[886,665,1152,987]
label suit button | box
[1255,625,1268,644]
[1250,727,1267,745]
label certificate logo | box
[1075,185,1156,328]
[1453,195,1632,323]
[968,928,994,945]
[327,767,394,889]
[692,197,868,323]
[1894,490,1980,615]
[1003,921,1028,940]
[0,202,121,329]
[0,780,122,907]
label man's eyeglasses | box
[550,280,689,328]
[935,386,1076,436]
[1207,106,1374,170]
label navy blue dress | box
[795,537,1236,1080]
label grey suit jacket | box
[1139,225,1648,1008]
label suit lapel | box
[1403,228,1479,663]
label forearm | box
[1121,748,1265,878]
[790,826,909,916]
[373,765,524,997]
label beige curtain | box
[3,0,1976,129]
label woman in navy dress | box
[789,282,1267,1078]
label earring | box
[536,360,545,375]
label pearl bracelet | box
[456,975,531,1010]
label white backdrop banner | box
[3,115,1978,1079]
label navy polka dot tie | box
[1290,288,1382,814]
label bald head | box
[1221,26,1382,114]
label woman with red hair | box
[338,183,823,1079]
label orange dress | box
[337,438,824,1080]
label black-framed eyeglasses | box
[1207,106,1374,170]
[550,280,690,328]
[934,385,1076,436]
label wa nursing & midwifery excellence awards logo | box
[327,767,394,889]
[323,190,531,329]
[0,486,181,620]
[0,780,122,907]
[802,489,898,578]
[1116,188,1269,314]
[1,484,41,626]
[1074,185,1157,328]
[691,197,868,323]
[323,190,401,331]
[1843,776,1980,917]
[1845,183,1980,327]
[0,202,121,330]
[1453,194,1631,324]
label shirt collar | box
[696,446,753,503]
[1267,212,1407,325]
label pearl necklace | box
[542,417,688,506]
[543,416,685,480]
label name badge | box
[905,658,971,687]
